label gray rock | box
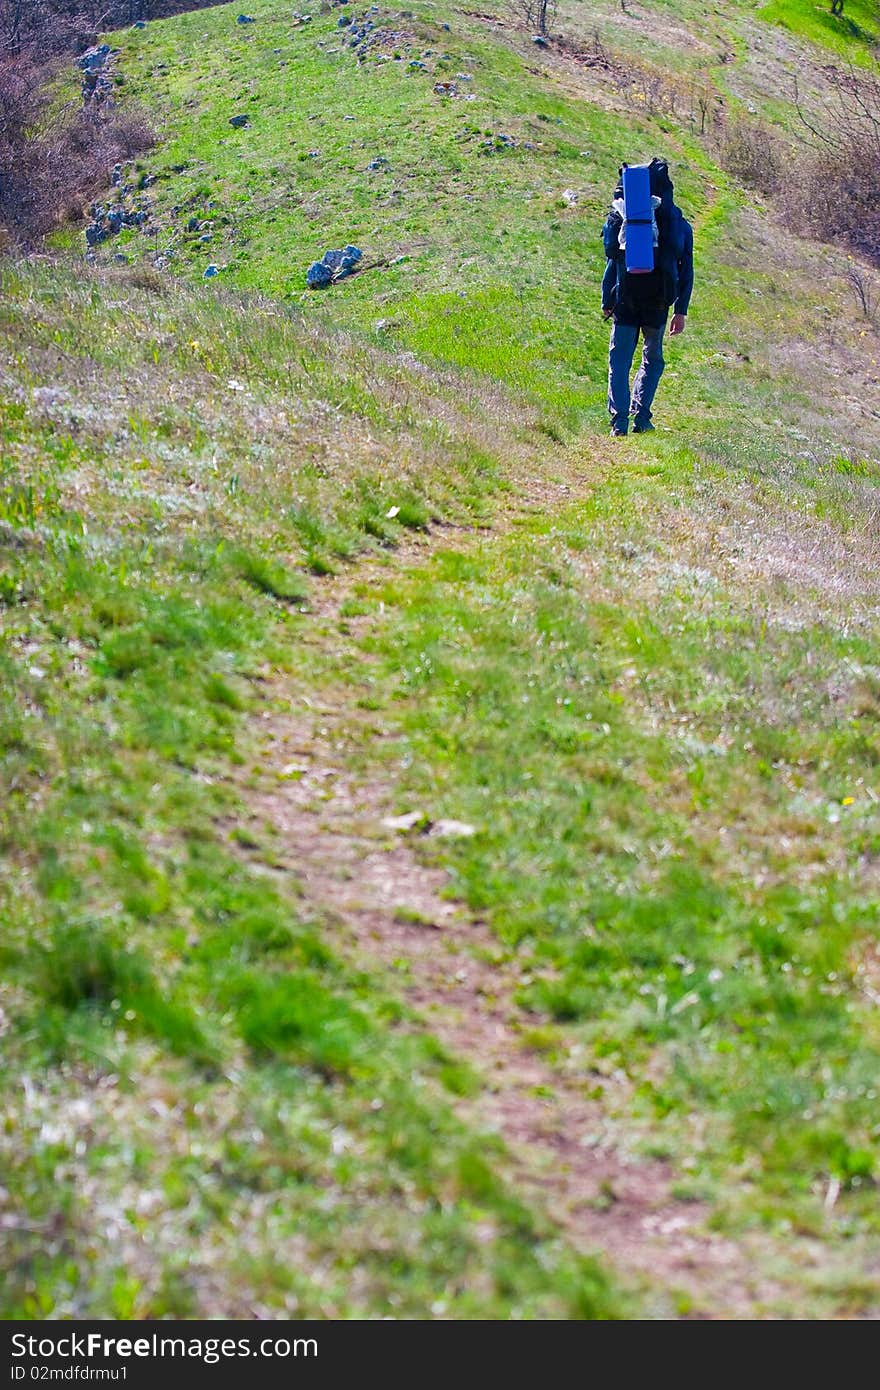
[306,261,333,288]
[229,113,250,128]
[77,43,111,72]
[308,245,362,288]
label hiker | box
[601,159,693,436]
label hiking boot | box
[632,419,655,434]
[610,427,628,438]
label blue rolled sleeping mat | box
[622,164,655,274]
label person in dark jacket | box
[601,162,694,436]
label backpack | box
[603,158,685,313]
[617,165,659,273]
[646,158,682,262]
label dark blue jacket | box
[602,207,694,323]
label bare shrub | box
[842,261,879,324]
[0,2,230,59]
[0,0,161,246]
[715,117,784,196]
[503,0,557,37]
[1,2,100,59]
[119,262,167,293]
[552,26,612,67]
[625,69,722,130]
[552,27,723,132]
[0,54,153,242]
[785,64,880,266]
[0,52,58,235]
[694,85,714,136]
[786,148,880,266]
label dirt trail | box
[242,464,781,1318]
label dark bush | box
[785,64,880,267]
[0,0,239,244]
[715,117,784,197]
[715,69,880,269]
[0,56,153,242]
[1,2,229,60]
[784,145,880,267]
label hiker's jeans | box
[608,321,666,433]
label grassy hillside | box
[3,0,880,1318]
[761,0,879,60]
[0,259,622,1319]
[95,0,722,432]
[95,0,879,453]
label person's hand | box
[602,307,613,320]
[669,313,687,336]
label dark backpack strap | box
[602,210,622,259]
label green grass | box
[342,438,880,1301]
[761,0,879,59]
[0,255,624,1318]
